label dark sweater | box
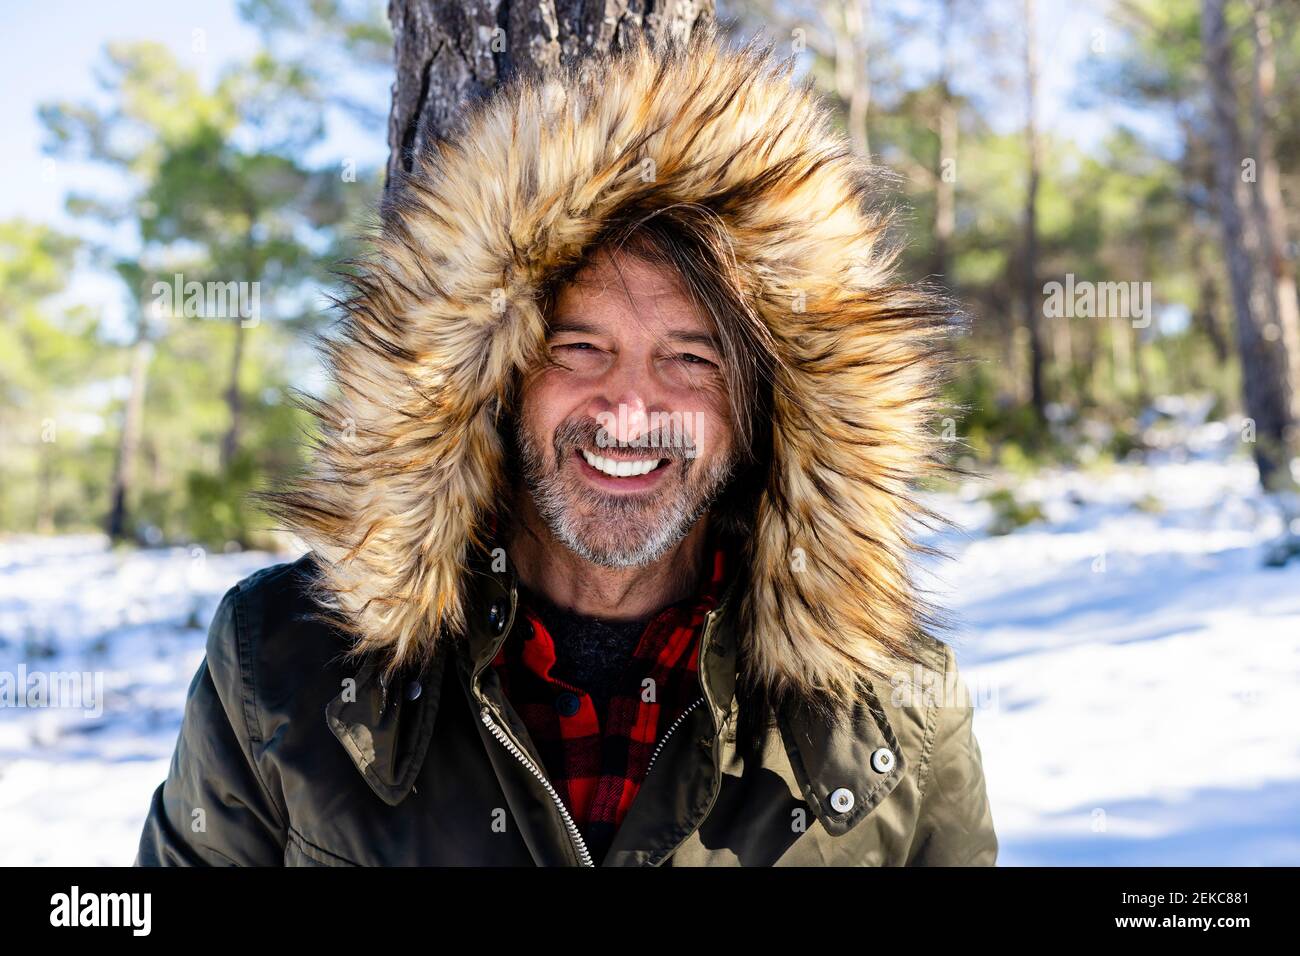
[515,583,652,726]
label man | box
[137,25,997,867]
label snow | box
[2,446,1297,865]
[918,451,1300,865]
[0,538,293,865]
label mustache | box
[551,417,700,460]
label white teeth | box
[581,450,662,478]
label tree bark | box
[106,338,153,540]
[385,0,716,191]
[221,231,260,474]
[933,0,957,284]
[1021,0,1046,424]
[1193,236,1230,363]
[1201,0,1295,489]
[1248,0,1300,416]
[220,319,246,472]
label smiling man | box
[136,27,997,867]
[510,242,739,587]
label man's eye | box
[677,353,715,366]
[554,342,596,352]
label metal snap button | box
[405,679,422,701]
[555,692,581,717]
[871,747,895,773]
[829,787,855,814]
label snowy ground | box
[2,447,1297,865]
[0,539,291,865]
[918,447,1300,865]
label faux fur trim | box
[265,24,955,709]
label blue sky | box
[5,0,258,227]
[1,0,389,332]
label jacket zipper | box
[643,695,707,779]
[644,610,726,866]
[479,693,710,867]
[479,705,595,867]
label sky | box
[2,1,264,328]
[4,0,260,227]
[1,0,389,333]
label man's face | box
[513,247,739,567]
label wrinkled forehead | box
[548,245,716,343]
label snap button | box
[829,787,855,814]
[405,679,422,701]
[487,601,507,635]
[871,747,895,773]
[555,692,581,717]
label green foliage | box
[984,487,1047,536]
[0,221,117,533]
[183,451,260,548]
[1134,493,1165,515]
[11,18,383,543]
[945,358,1062,470]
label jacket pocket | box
[285,827,361,867]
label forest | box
[3,0,1299,553]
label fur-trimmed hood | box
[268,25,953,709]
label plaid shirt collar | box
[490,543,729,864]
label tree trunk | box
[37,438,55,535]
[386,0,716,191]
[933,0,957,284]
[1021,0,1046,424]
[1111,318,1134,402]
[1078,315,1098,408]
[1131,321,1150,408]
[220,319,246,472]
[1248,0,1300,416]
[824,1,871,160]
[1193,236,1230,363]
[1201,0,1295,489]
[1052,302,1074,404]
[106,338,153,540]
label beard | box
[512,413,737,568]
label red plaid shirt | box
[491,545,728,863]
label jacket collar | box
[325,543,907,833]
[324,648,446,807]
[776,681,907,837]
[323,550,518,807]
[701,565,906,837]
[458,545,743,720]
[456,544,908,838]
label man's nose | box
[588,390,651,446]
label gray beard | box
[513,417,736,568]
